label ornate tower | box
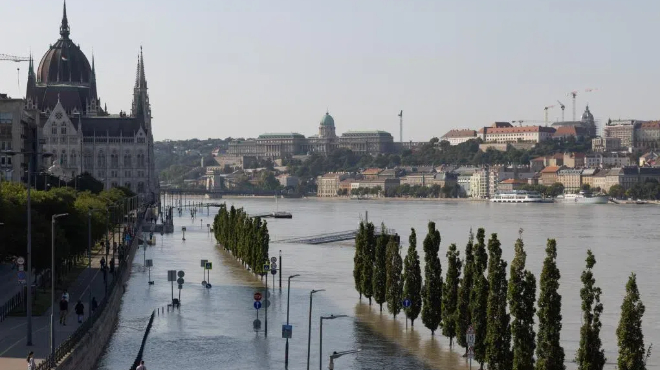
[318,111,336,138]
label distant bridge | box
[160,188,279,197]
[273,228,395,245]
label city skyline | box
[3,0,660,141]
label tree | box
[442,243,462,346]
[403,228,422,326]
[471,228,489,368]
[508,235,536,370]
[456,230,475,352]
[616,273,646,370]
[421,222,443,335]
[609,184,626,199]
[354,222,366,299]
[386,237,403,318]
[361,222,376,305]
[373,225,389,312]
[536,239,565,370]
[486,233,512,370]
[576,250,606,370]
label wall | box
[55,230,140,370]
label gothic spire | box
[60,0,70,39]
[134,46,148,89]
[131,47,151,122]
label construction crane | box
[557,100,565,121]
[512,120,546,127]
[0,54,30,62]
[567,88,599,121]
[543,105,556,126]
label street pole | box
[285,274,300,368]
[279,250,282,290]
[320,315,348,370]
[265,271,268,337]
[87,210,92,314]
[26,158,33,345]
[307,289,325,370]
[51,213,68,364]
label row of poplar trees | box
[213,204,270,272]
[354,223,650,370]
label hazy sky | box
[3,0,660,142]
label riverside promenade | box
[0,243,118,369]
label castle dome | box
[581,105,594,123]
[37,1,93,85]
[320,111,335,127]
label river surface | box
[98,198,660,370]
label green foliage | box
[213,204,270,273]
[421,222,443,335]
[609,184,626,199]
[456,230,474,350]
[624,179,660,200]
[616,273,646,370]
[361,222,376,305]
[508,237,536,370]
[486,233,512,370]
[258,171,282,191]
[442,243,462,345]
[386,236,403,318]
[471,228,489,367]
[354,222,366,298]
[69,173,104,194]
[536,239,566,370]
[403,228,423,326]
[373,224,389,312]
[576,250,606,370]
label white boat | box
[490,190,552,203]
[555,191,609,204]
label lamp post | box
[284,274,300,368]
[50,213,68,365]
[328,349,361,370]
[320,315,348,370]
[3,149,52,345]
[307,289,325,370]
[88,208,105,310]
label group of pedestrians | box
[58,288,99,325]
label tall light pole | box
[320,315,348,370]
[50,213,68,365]
[3,149,52,345]
[285,274,300,368]
[307,289,325,370]
[88,208,104,311]
[328,349,361,370]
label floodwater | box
[98,198,660,370]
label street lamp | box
[320,315,348,370]
[2,149,52,346]
[50,213,68,365]
[284,274,300,368]
[328,349,361,370]
[307,289,325,370]
[88,208,105,312]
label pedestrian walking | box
[62,289,69,303]
[109,258,115,274]
[100,257,106,269]
[91,297,98,314]
[75,300,84,324]
[136,360,146,370]
[27,351,36,370]
[59,297,68,325]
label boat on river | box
[555,191,609,204]
[490,190,552,203]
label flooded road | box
[98,197,660,370]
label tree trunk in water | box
[368,297,372,305]
[379,304,382,312]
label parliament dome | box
[37,2,93,85]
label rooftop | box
[540,166,561,174]
[441,129,477,138]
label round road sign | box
[177,271,185,278]
[206,283,212,289]
[177,277,184,285]
[254,292,262,301]
[403,298,411,308]
[201,280,207,286]
[254,301,262,310]
[270,257,277,263]
[17,257,25,265]
[265,299,271,308]
[271,269,277,275]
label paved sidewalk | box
[0,244,119,369]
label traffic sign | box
[167,270,177,282]
[271,269,277,275]
[16,257,25,265]
[253,319,261,330]
[201,259,208,268]
[206,283,212,289]
[264,299,271,308]
[263,263,270,272]
[205,262,212,270]
[467,346,475,359]
[201,281,207,286]
[177,277,184,285]
[254,301,262,310]
[282,324,292,339]
[178,284,183,289]
[145,259,153,267]
[17,271,26,284]
[270,257,277,263]
[466,325,476,347]
[18,265,24,271]
[254,292,262,301]
[271,262,277,270]
[177,270,185,278]
[403,298,411,308]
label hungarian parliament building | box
[228,112,395,158]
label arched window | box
[111,150,119,168]
[124,152,132,168]
[61,149,67,166]
[84,150,93,169]
[51,123,57,135]
[70,150,77,166]
[137,151,145,168]
[97,151,106,167]
[60,122,66,135]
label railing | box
[34,219,143,370]
[0,290,23,322]
[129,310,156,370]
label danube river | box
[98,198,659,370]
